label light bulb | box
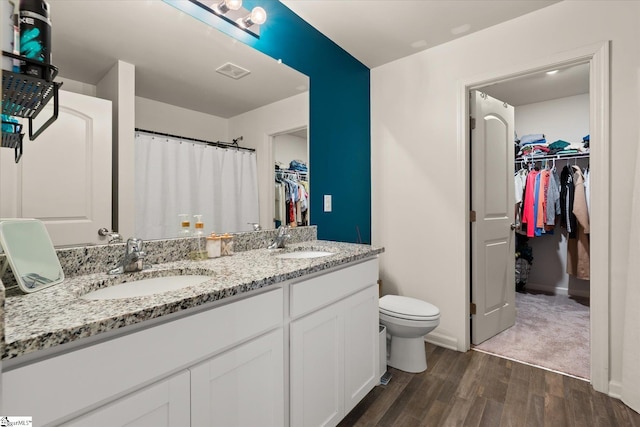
[250,6,267,25]
[240,6,266,27]
[216,0,242,14]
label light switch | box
[324,195,332,212]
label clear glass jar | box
[221,233,234,256]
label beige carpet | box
[474,292,590,379]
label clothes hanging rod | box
[515,153,590,163]
[275,168,308,175]
[134,128,255,152]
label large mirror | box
[1,0,309,244]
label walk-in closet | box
[474,63,591,380]
[273,128,309,228]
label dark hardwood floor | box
[338,343,640,427]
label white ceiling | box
[49,0,586,118]
[280,0,561,69]
[281,0,588,105]
[49,0,308,118]
[480,62,590,107]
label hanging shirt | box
[274,182,285,222]
[545,170,561,226]
[584,168,590,219]
[521,170,539,237]
[514,169,528,205]
[536,170,549,231]
[560,165,576,237]
[533,172,543,237]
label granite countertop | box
[3,240,383,361]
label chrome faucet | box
[268,225,290,249]
[108,237,148,275]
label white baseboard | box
[526,282,590,298]
[608,380,622,399]
[425,331,459,351]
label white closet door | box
[470,90,516,345]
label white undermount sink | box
[275,251,334,259]
[80,275,212,300]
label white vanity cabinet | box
[190,329,284,427]
[1,255,381,427]
[290,258,379,427]
[2,288,283,426]
[61,370,191,427]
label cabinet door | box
[344,285,379,413]
[290,302,344,427]
[62,371,190,427]
[190,329,284,427]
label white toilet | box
[379,295,440,373]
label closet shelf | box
[2,51,63,163]
[515,153,590,163]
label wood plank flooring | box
[338,343,640,427]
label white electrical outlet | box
[324,195,332,212]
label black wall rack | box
[2,51,62,163]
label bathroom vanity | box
[1,238,383,427]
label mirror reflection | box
[1,0,309,245]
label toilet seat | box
[379,295,440,321]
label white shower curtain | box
[621,70,640,414]
[134,133,259,240]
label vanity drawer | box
[290,257,378,319]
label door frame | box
[458,41,610,393]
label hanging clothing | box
[567,165,590,280]
[274,182,286,223]
[521,170,539,237]
[546,170,561,227]
[560,165,577,237]
[515,168,528,205]
[275,168,309,227]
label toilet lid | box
[379,295,440,320]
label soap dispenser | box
[178,214,191,237]
[193,215,204,237]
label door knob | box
[98,228,122,243]
[510,223,517,230]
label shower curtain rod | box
[134,128,255,153]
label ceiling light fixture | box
[546,69,560,75]
[183,0,267,38]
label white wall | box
[274,133,308,167]
[515,94,590,296]
[371,0,639,391]
[56,76,97,97]
[97,61,136,241]
[135,97,228,142]
[516,93,590,146]
[228,92,309,230]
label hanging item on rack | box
[2,0,60,163]
[560,164,590,280]
[275,165,309,228]
[519,165,561,238]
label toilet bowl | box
[379,295,440,373]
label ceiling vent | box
[216,62,251,80]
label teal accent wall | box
[165,0,371,244]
